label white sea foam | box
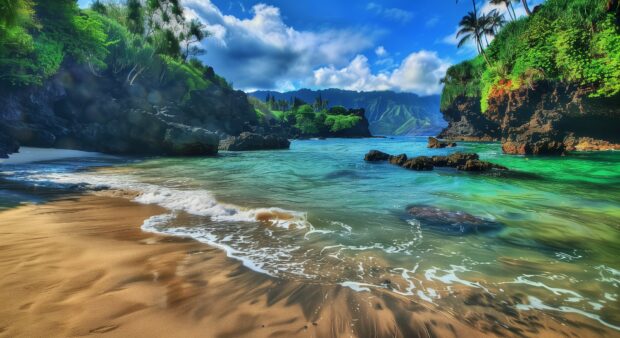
[517,296,620,331]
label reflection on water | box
[2,137,619,334]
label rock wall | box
[437,96,500,142]
[0,63,258,156]
[439,82,620,155]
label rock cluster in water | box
[219,132,290,151]
[427,136,456,149]
[364,150,508,172]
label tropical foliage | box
[0,0,226,99]
[443,0,620,112]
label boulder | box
[402,156,434,171]
[428,137,456,149]
[388,154,408,166]
[364,150,391,162]
[164,125,219,156]
[219,132,290,151]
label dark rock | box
[0,132,19,158]
[402,156,434,171]
[364,150,506,173]
[446,152,479,167]
[0,61,257,156]
[364,150,391,162]
[441,81,620,155]
[406,205,504,235]
[218,132,290,151]
[428,137,456,149]
[388,153,408,166]
[164,125,219,156]
[438,96,501,142]
[490,81,620,155]
[457,159,508,172]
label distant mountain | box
[248,89,446,136]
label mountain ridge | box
[249,89,445,136]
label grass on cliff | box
[441,0,620,112]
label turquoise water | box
[2,137,620,330]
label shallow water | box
[2,137,620,332]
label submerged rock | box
[407,205,504,235]
[218,132,290,151]
[458,159,508,172]
[428,137,457,149]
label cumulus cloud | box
[312,51,450,96]
[183,0,378,91]
[375,46,387,57]
[366,2,414,24]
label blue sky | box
[78,0,542,95]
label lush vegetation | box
[250,95,363,136]
[442,0,620,112]
[0,0,231,96]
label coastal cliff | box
[0,1,261,158]
[439,0,620,155]
[0,62,257,157]
[439,82,620,154]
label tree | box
[521,0,532,16]
[490,0,517,21]
[126,0,144,35]
[90,0,106,14]
[180,18,209,61]
[484,9,506,39]
[457,11,491,66]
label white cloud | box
[183,0,378,91]
[366,2,414,24]
[375,46,387,57]
[312,51,450,96]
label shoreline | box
[1,192,617,337]
[0,193,478,337]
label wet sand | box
[0,194,615,337]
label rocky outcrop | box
[364,150,507,172]
[219,132,290,151]
[439,82,620,155]
[438,96,501,142]
[0,62,262,156]
[0,132,19,158]
[487,81,620,155]
[428,137,456,149]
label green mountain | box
[249,89,445,136]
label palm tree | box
[457,11,491,66]
[484,9,507,38]
[490,0,517,20]
[521,0,532,16]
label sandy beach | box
[0,192,616,337]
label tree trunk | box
[522,0,532,16]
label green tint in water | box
[14,137,620,330]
